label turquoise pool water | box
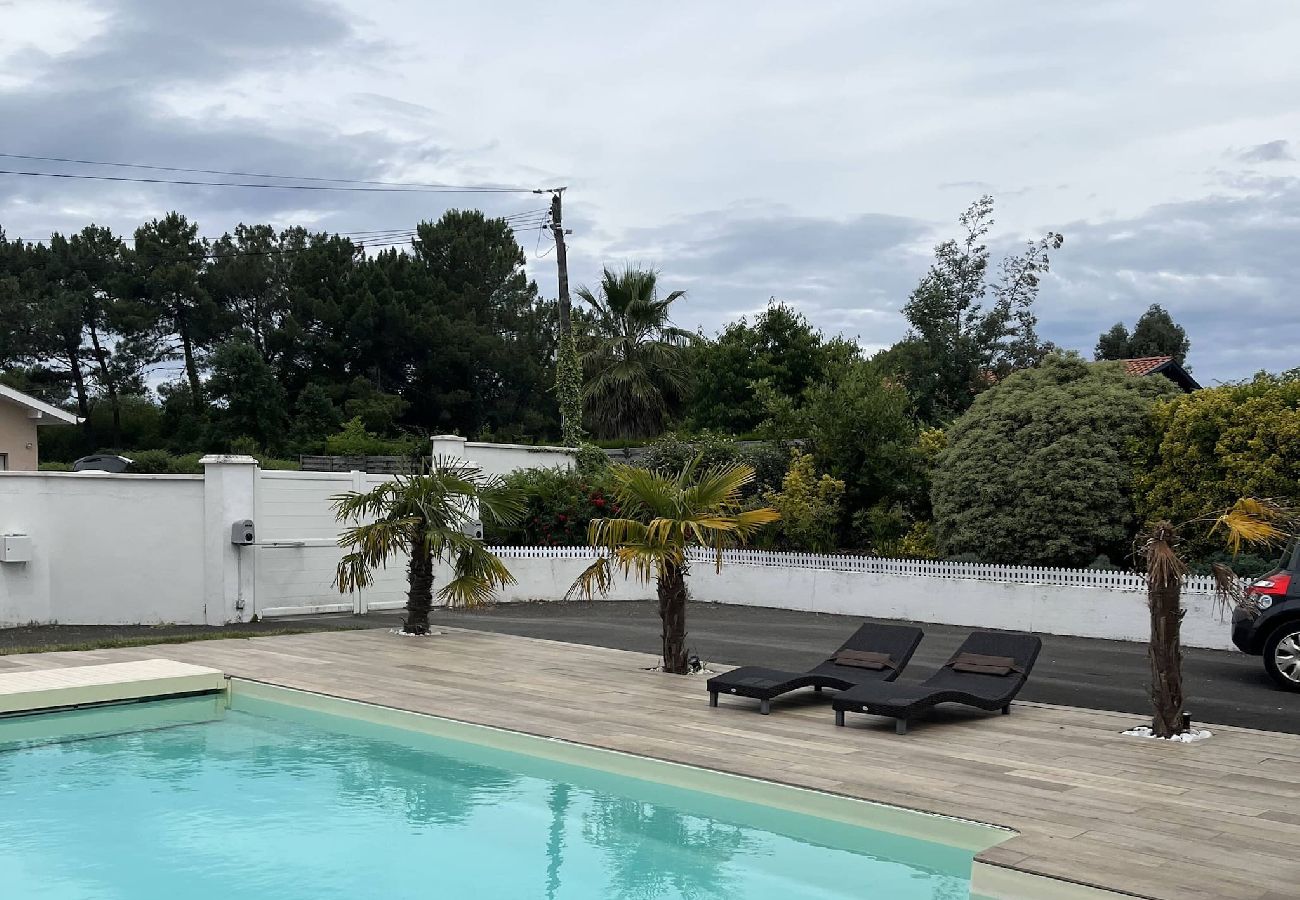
[0,691,978,899]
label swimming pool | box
[0,681,1007,899]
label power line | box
[0,152,545,193]
[0,168,540,194]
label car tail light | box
[1249,574,1292,596]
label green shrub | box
[574,443,612,478]
[1138,370,1300,557]
[758,449,844,552]
[38,461,72,471]
[642,430,740,473]
[931,355,1177,566]
[1188,551,1283,580]
[126,450,204,474]
[324,417,421,457]
[484,466,615,546]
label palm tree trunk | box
[1148,553,1185,738]
[404,536,434,635]
[657,561,690,674]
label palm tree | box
[1140,498,1290,737]
[568,461,779,673]
[576,266,695,439]
[332,458,524,634]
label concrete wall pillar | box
[430,434,468,463]
[200,455,259,625]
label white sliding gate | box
[253,470,408,618]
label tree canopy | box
[1095,304,1191,365]
[931,354,1178,566]
[1,210,561,458]
[879,196,1062,424]
[684,300,857,434]
[576,266,694,440]
[1137,370,1300,556]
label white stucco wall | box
[0,472,207,626]
[486,549,1234,651]
[431,435,574,479]
[0,453,1237,651]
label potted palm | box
[332,458,524,634]
[567,460,779,673]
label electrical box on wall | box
[0,534,32,563]
[461,520,484,541]
[230,520,256,545]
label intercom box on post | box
[230,520,256,545]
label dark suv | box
[1231,538,1300,691]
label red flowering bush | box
[484,467,615,546]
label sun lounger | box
[831,631,1042,734]
[706,622,924,714]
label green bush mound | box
[932,355,1177,567]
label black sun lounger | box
[706,622,924,715]
[831,631,1042,734]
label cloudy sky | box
[3,0,1299,382]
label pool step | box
[0,659,226,715]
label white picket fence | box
[487,546,1219,594]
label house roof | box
[0,383,83,425]
[1119,356,1201,393]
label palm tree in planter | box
[567,460,779,673]
[332,459,524,635]
[1140,498,1291,737]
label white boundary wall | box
[0,452,1236,650]
[488,548,1234,651]
[0,472,207,627]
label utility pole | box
[545,187,583,446]
[550,189,571,337]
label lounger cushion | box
[946,653,1022,676]
[832,649,895,670]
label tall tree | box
[408,210,559,439]
[59,226,160,448]
[204,224,294,364]
[576,266,694,440]
[205,339,290,452]
[1095,303,1191,365]
[1094,322,1131,361]
[885,196,1063,423]
[686,300,858,434]
[134,213,222,410]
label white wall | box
[0,456,1237,651]
[431,435,574,479]
[486,548,1234,650]
[0,472,206,627]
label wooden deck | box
[3,628,1298,900]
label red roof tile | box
[1121,356,1172,377]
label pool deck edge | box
[0,658,225,715]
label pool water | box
[0,691,978,899]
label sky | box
[2,0,1299,383]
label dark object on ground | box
[706,622,923,714]
[73,454,132,473]
[1231,537,1300,692]
[832,631,1042,734]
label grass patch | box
[0,627,349,657]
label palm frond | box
[566,555,615,601]
[1209,498,1289,556]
